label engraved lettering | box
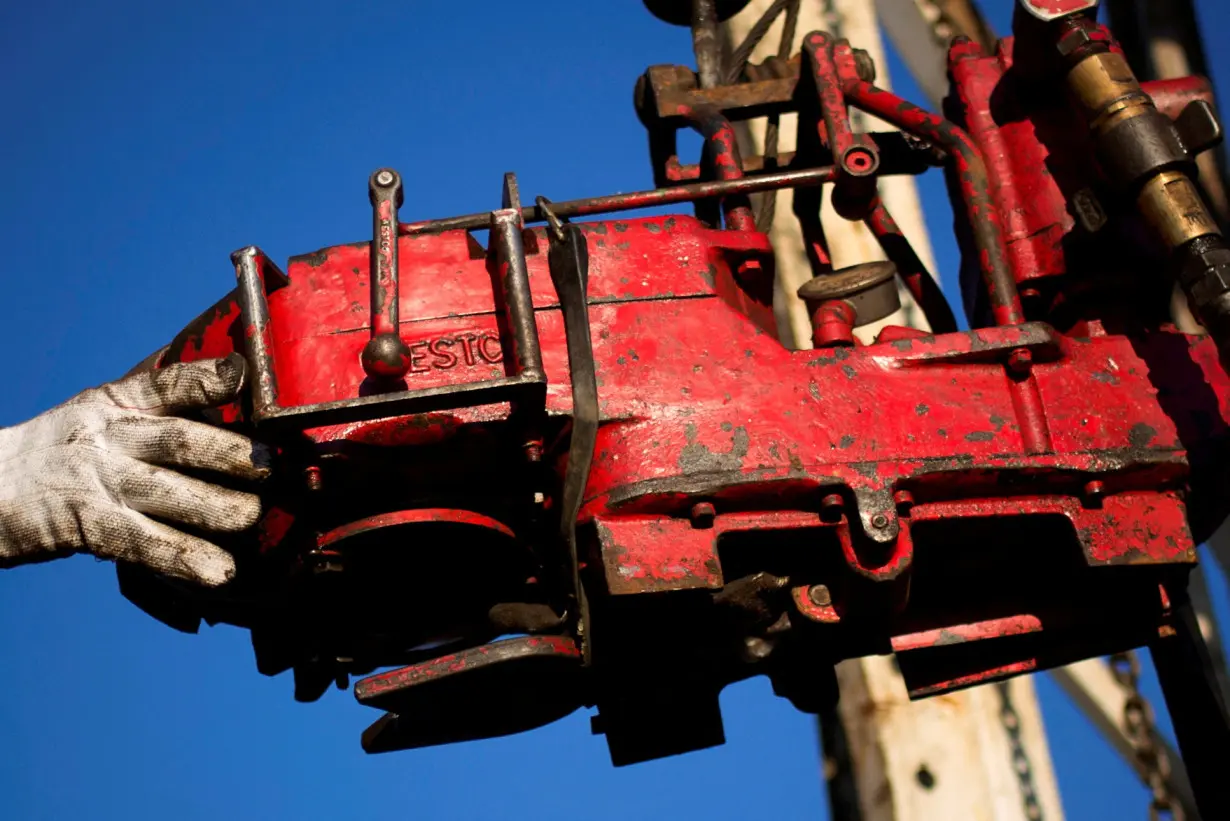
[478,335,504,363]
[378,217,393,287]
[457,334,478,366]
[429,338,458,369]
[402,333,508,374]
[408,341,431,373]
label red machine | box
[118,0,1230,814]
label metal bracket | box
[231,172,547,430]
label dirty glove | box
[0,354,269,586]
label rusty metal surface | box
[114,5,1230,781]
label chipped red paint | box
[120,10,1230,770]
[671,105,757,232]
[804,33,879,181]
[596,516,724,595]
[891,615,1044,654]
[372,198,398,337]
[165,236,1230,702]
[865,198,957,334]
[810,299,856,347]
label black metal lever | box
[539,197,600,658]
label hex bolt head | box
[871,513,890,530]
[808,584,832,607]
[1083,479,1105,508]
[304,466,323,492]
[691,501,716,529]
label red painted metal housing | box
[150,207,1227,689]
[113,13,1230,768]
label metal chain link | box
[996,680,1046,821]
[1108,651,1183,821]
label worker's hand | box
[0,354,269,586]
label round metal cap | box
[797,261,897,302]
[797,262,901,328]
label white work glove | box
[0,353,269,586]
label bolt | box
[375,169,395,186]
[893,489,914,516]
[820,492,845,522]
[871,513,890,530]
[304,466,323,492]
[1006,348,1032,374]
[852,48,876,83]
[808,584,832,607]
[1084,479,1105,507]
[1056,22,1094,58]
[691,501,716,529]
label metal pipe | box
[692,0,723,89]
[399,165,839,235]
[680,105,758,231]
[362,169,413,381]
[865,197,958,334]
[845,78,1025,327]
[489,210,546,383]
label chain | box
[1108,651,1183,821]
[996,680,1046,821]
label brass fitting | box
[1066,51,1152,136]
[1138,172,1222,250]
[1056,17,1230,355]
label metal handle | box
[362,168,413,381]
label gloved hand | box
[0,353,269,586]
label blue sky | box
[2,1,1230,818]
